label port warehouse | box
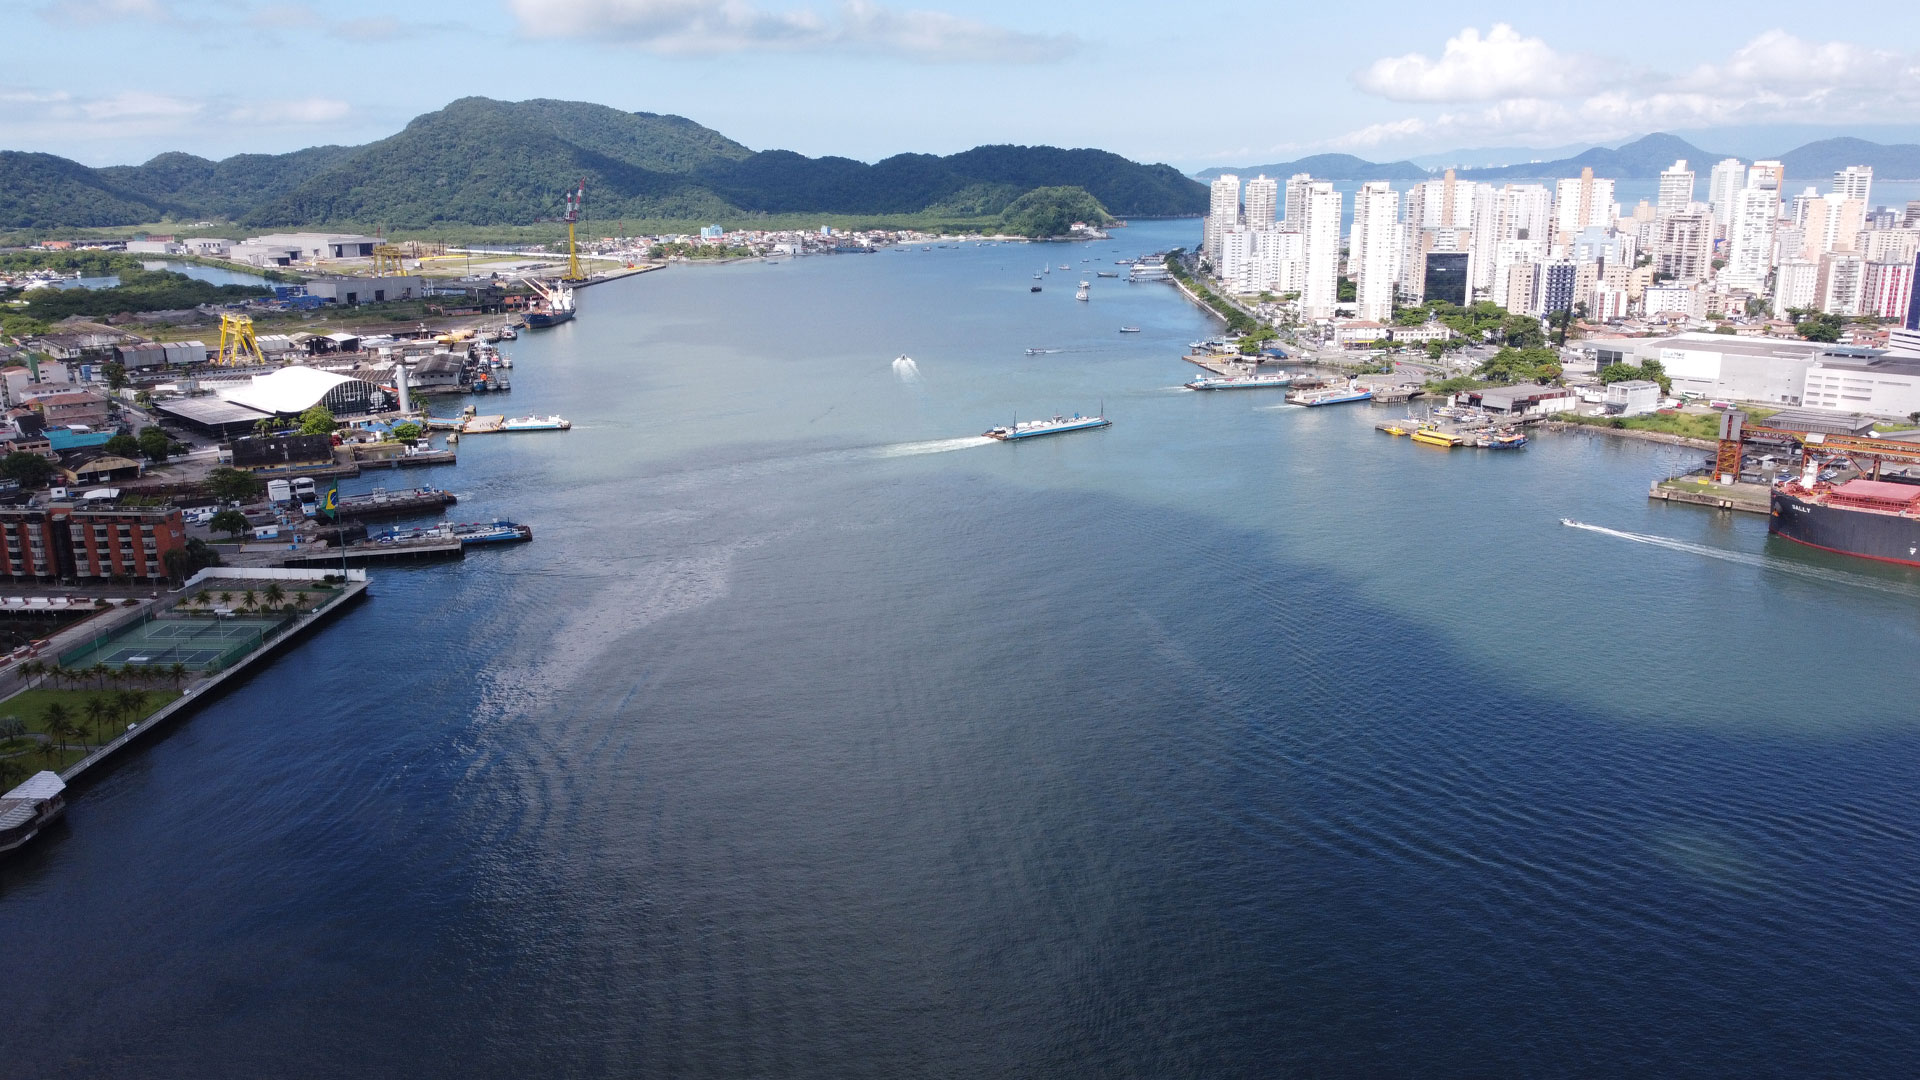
[154,367,393,438]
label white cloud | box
[506,0,1075,62]
[1355,25,1603,104]
[227,97,352,125]
[37,0,172,23]
[78,91,203,122]
[1339,30,1920,154]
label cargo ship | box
[984,413,1111,440]
[1770,478,1920,566]
[1185,374,1293,391]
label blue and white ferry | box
[1185,374,1293,391]
[984,413,1112,440]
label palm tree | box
[168,662,188,689]
[193,590,211,609]
[294,591,310,611]
[18,659,42,687]
[42,702,73,750]
[83,696,113,747]
[263,582,285,611]
[89,663,109,692]
[218,592,232,606]
[240,589,257,611]
[115,688,147,730]
[37,735,63,769]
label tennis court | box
[61,615,293,672]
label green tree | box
[43,702,74,749]
[0,452,55,487]
[297,406,336,436]
[209,509,251,539]
[104,433,140,457]
[1336,276,1357,302]
[390,421,422,442]
[1475,347,1563,384]
[137,426,171,462]
[207,466,264,503]
[83,695,113,746]
[115,688,148,730]
[263,582,285,609]
[103,362,129,391]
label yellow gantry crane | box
[216,312,265,366]
[563,179,586,282]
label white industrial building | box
[1801,355,1920,418]
[1606,380,1661,415]
[236,233,381,263]
[1628,332,1829,406]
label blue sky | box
[12,0,1920,168]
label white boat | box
[1185,374,1294,391]
[500,415,571,431]
[1075,287,1089,301]
[1118,326,1142,333]
[984,412,1111,440]
[1078,280,1090,288]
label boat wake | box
[891,355,921,382]
[873,436,996,458]
[1560,520,1919,595]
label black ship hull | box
[1770,490,1920,566]
[524,310,574,329]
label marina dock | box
[281,536,465,567]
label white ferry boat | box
[1186,374,1294,391]
[501,415,571,431]
[984,412,1112,440]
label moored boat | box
[1411,428,1463,448]
[1286,381,1373,406]
[1118,326,1141,333]
[500,415,571,431]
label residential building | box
[1833,165,1873,205]
[1748,160,1785,191]
[1298,181,1343,319]
[1862,260,1917,323]
[1801,194,1865,261]
[1723,184,1780,291]
[1708,157,1745,231]
[1282,173,1315,230]
[0,502,187,582]
[1815,252,1866,315]
[1243,175,1278,228]
[25,389,109,430]
[1654,208,1714,281]
[1643,284,1705,320]
[1857,228,1920,266]
[1503,262,1539,315]
[1205,174,1241,262]
[1539,261,1577,315]
[1774,259,1820,316]
[1348,182,1401,321]
[1405,170,1476,230]
[1554,168,1616,241]
[1658,160,1695,211]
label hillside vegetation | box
[0,97,1206,231]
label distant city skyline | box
[10,1,1920,168]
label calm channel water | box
[4,219,1920,1077]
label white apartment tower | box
[1722,164,1783,291]
[1658,160,1695,212]
[1554,168,1616,241]
[1243,175,1279,228]
[1298,181,1343,318]
[1349,181,1402,321]
[1205,174,1241,262]
[1708,158,1745,231]
[1833,165,1873,206]
[1282,173,1315,230]
[1801,193,1865,262]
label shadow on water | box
[5,463,1915,1079]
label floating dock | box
[281,536,464,567]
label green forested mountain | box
[0,97,1206,230]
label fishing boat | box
[1286,381,1373,406]
[1058,264,1070,270]
[500,415,571,431]
[1487,430,1528,449]
[1118,326,1141,333]
[1025,347,1062,355]
[1031,285,1043,293]
[1185,374,1293,391]
[1097,271,1120,278]
[984,412,1111,440]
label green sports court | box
[60,615,294,672]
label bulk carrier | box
[1770,478,1920,566]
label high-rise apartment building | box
[1282,173,1315,231]
[1708,158,1745,231]
[1298,181,1343,318]
[1801,193,1866,261]
[1858,228,1920,267]
[1833,165,1873,205]
[1658,160,1695,211]
[1654,209,1714,282]
[1348,181,1402,321]
[1816,252,1866,315]
[1748,160,1785,192]
[1863,259,1916,323]
[1554,168,1616,241]
[1243,175,1278,228]
[1724,182,1781,291]
[1205,174,1241,262]
[1790,187,1821,229]
[1773,260,1819,316]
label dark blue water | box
[4,220,1920,1077]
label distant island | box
[0,97,1204,234]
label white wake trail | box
[873,436,996,458]
[891,355,921,382]
[1561,520,1919,596]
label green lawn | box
[0,687,182,781]
[1557,407,1776,441]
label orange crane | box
[1717,410,1920,482]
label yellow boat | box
[1383,425,1408,436]
[1411,428,1463,448]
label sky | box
[10,0,1920,169]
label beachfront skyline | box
[11,0,1920,167]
